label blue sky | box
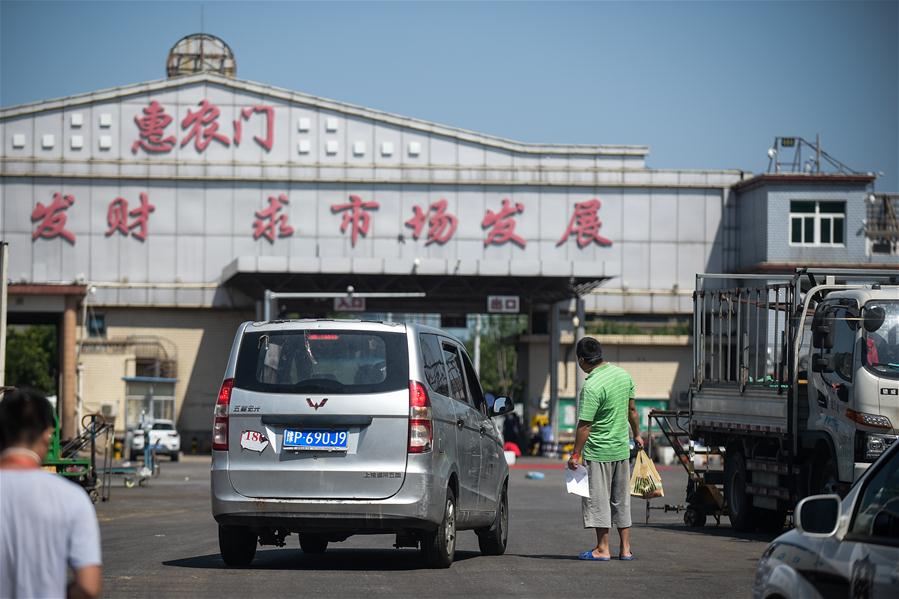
[2,1,897,189]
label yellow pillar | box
[60,296,78,439]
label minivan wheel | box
[299,534,328,554]
[476,482,508,555]
[218,525,257,567]
[422,487,456,568]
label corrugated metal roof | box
[0,72,647,157]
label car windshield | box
[152,423,174,430]
[863,301,899,378]
[235,329,409,394]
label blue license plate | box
[283,429,349,451]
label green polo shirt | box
[577,362,636,462]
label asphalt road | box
[95,456,776,598]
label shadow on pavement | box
[163,548,481,571]
[640,522,781,543]
[508,554,582,561]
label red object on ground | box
[503,442,522,456]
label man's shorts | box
[582,458,632,529]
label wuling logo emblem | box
[306,398,328,411]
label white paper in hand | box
[566,464,590,498]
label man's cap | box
[576,337,603,362]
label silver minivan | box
[211,320,513,568]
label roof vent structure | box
[166,33,236,79]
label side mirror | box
[795,494,841,537]
[490,396,514,417]
[811,354,834,373]
[863,305,886,333]
[812,309,836,350]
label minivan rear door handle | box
[456,418,464,429]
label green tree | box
[466,315,526,399]
[4,325,57,395]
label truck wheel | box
[299,534,328,554]
[171,452,180,462]
[724,450,754,532]
[422,487,456,568]
[219,525,257,567]
[684,507,707,528]
[476,482,508,555]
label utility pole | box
[815,133,821,173]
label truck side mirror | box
[863,306,886,333]
[490,396,514,417]
[812,309,835,350]
[811,355,834,373]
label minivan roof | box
[244,319,464,343]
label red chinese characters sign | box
[405,199,458,245]
[253,194,295,243]
[32,193,76,244]
[28,192,615,250]
[132,101,175,154]
[106,193,156,241]
[556,198,612,248]
[331,195,380,247]
[131,99,276,155]
[482,199,526,248]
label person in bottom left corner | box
[0,388,103,599]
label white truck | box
[687,268,898,532]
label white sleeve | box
[67,489,102,569]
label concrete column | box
[60,296,78,439]
[574,297,586,414]
[548,301,560,444]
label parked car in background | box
[753,440,899,598]
[211,320,514,568]
[131,419,181,461]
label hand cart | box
[645,409,726,527]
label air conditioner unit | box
[100,403,118,418]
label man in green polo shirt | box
[568,337,642,561]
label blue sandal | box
[579,550,611,561]
[619,554,635,561]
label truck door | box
[812,301,859,483]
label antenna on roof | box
[766,134,857,175]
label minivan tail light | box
[408,381,432,453]
[212,378,234,451]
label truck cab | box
[806,288,899,485]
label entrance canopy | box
[222,256,607,316]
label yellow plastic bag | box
[630,450,664,499]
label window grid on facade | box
[789,201,845,247]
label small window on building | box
[87,314,106,338]
[789,201,845,246]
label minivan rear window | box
[235,330,409,394]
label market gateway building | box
[3,36,892,446]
